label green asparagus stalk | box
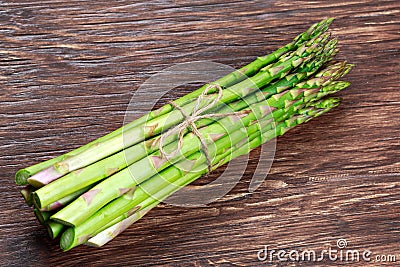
[62,97,341,250]
[15,18,333,186]
[32,41,338,210]
[27,32,330,188]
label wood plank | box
[1,0,399,266]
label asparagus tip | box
[327,17,335,24]
[315,97,342,109]
[320,17,335,30]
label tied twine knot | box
[158,84,248,172]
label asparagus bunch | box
[17,18,334,187]
[15,18,353,251]
[32,37,338,211]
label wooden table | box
[1,0,399,266]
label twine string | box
[158,84,246,172]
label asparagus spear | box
[51,63,350,228]
[15,18,334,186]
[62,97,341,251]
[32,42,338,209]
[27,33,330,188]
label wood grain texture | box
[1,0,399,266]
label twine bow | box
[158,84,246,172]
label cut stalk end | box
[32,192,42,209]
[27,177,47,188]
[33,209,50,225]
[60,228,75,251]
[46,221,65,239]
[15,169,30,185]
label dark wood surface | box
[1,0,399,266]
